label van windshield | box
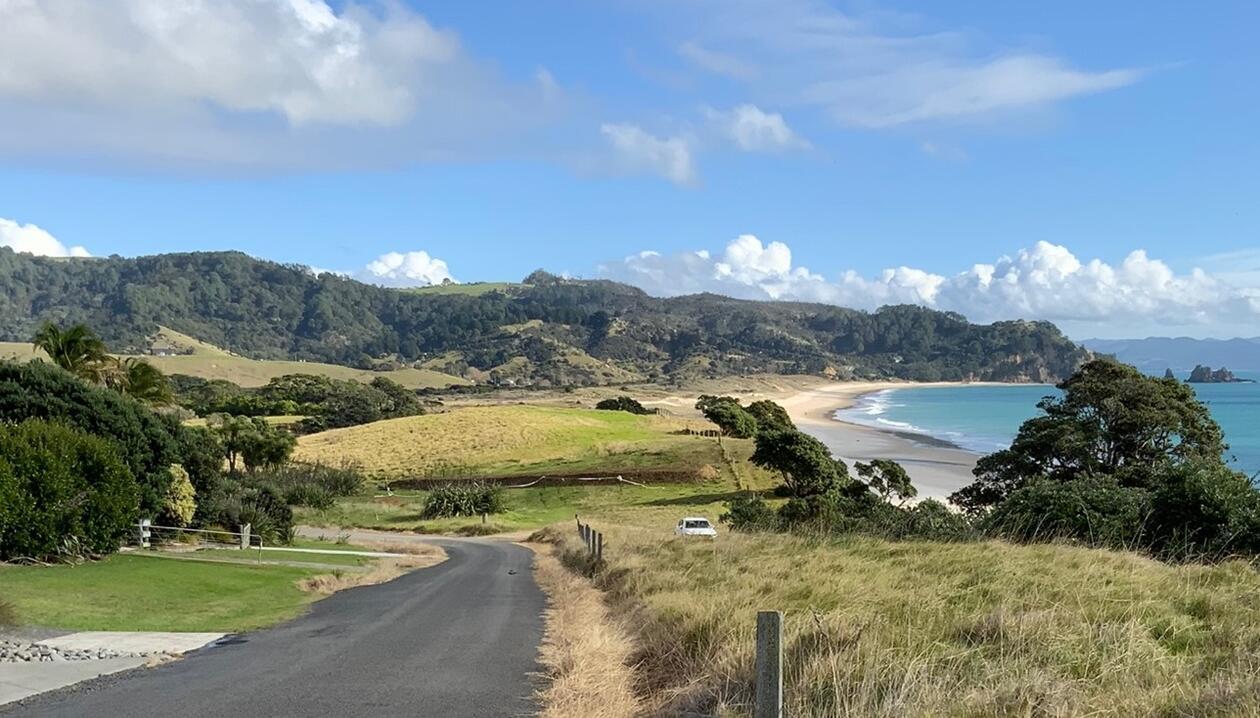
[684,520,710,529]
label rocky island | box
[1187,365,1256,383]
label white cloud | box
[706,105,807,151]
[601,235,1260,336]
[0,0,562,169]
[354,251,454,288]
[0,218,90,257]
[677,41,758,81]
[669,0,1143,128]
[600,123,697,185]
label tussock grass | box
[531,546,641,718]
[294,405,720,479]
[543,525,1260,717]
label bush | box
[161,464,197,527]
[0,419,139,560]
[248,461,366,500]
[982,476,1151,549]
[720,494,779,531]
[1146,461,1260,559]
[421,482,506,519]
[0,360,179,515]
[198,481,294,544]
[595,396,652,415]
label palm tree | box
[31,322,110,382]
[115,357,174,406]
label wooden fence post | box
[595,531,604,562]
[754,610,783,718]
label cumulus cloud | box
[600,123,696,185]
[668,0,1143,128]
[600,235,1260,335]
[706,105,807,151]
[0,0,563,169]
[353,251,454,288]
[0,218,90,257]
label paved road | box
[3,537,544,718]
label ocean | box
[837,371,1260,478]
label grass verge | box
[530,544,640,718]
[540,524,1260,717]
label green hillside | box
[0,249,1091,386]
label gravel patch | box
[0,639,159,663]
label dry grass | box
[298,545,445,595]
[294,404,719,479]
[530,544,642,718]
[541,524,1260,717]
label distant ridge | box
[1083,337,1260,373]
[0,247,1090,386]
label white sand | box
[780,382,991,501]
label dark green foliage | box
[595,396,652,415]
[696,395,759,438]
[0,420,139,560]
[0,360,178,515]
[720,494,780,531]
[421,482,506,519]
[751,429,851,500]
[745,400,795,433]
[1146,461,1260,559]
[0,248,1090,386]
[983,477,1152,549]
[894,500,975,541]
[952,358,1227,512]
[207,415,296,474]
[174,425,224,496]
[32,321,110,381]
[197,480,294,543]
[855,459,917,505]
[247,462,365,509]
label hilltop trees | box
[595,396,652,415]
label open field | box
[405,281,518,296]
[294,404,727,480]
[544,524,1260,717]
[0,340,468,389]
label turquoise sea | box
[837,371,1260,478]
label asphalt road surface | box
[4,536,545,717]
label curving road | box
[3,536,544,718]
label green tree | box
[595,396,651,415]
[115,358,174,406]
[32,321,110,382]
[855,459,917,505]
[161,465,197,527]
[951,358,1227,512]
[745,400,794,434]
[751,429,850,501]
[696,395,759,438]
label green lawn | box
[0,555,323,632]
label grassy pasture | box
[405,281,517,296]
[545,524,1260,717]
[293,404,726,480]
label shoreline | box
[779,382,998,501]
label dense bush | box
[247,462,366,509]
[696,395,760,438]
[0,360,179,515]
[421,482,506,519]
[594,396,652,415]
[1146,461,1260,559]
[982,477,1151,549]
[0,419,139,560]
[207,415,296,473]
[720,493,780,531]
[198,482,294,543]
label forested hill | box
[0,248,1089,385]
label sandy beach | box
[780,382,991,501]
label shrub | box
[161,464,197,527]
[0,360,179,515]
[282,483,335,510]
[422,482,506,519]
[248,461,366,499]
[1146,461,1260,559]
[595,396,652,415]
[982,476,1151,549]
[198,481,294,544]
[720,494,779,531]
[0,419,139,560]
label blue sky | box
[1,0,1258,338]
